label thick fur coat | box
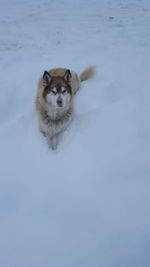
[36,66,95,149]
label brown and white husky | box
[36,66,96,149]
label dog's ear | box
[43,71,51,85]
[64,69,72,82]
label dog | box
[36,66,96,149]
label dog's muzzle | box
[57,97,63,107]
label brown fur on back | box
[36,66,96,149]
[49,68,68,77]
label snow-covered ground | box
[0,0,150,266]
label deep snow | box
[0,0,150,266]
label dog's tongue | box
[57,99,63,106]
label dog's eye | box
[51,90,56,95]
[62,89,67,94]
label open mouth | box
[57,99,63,107]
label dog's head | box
[42,70,72,109]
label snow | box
[0,0,150,266]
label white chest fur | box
[39,106,73,137]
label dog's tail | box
[80,66,96,82]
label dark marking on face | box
[56,87,62,94]
[43,76,72,100]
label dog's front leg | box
[50,135,58,150]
